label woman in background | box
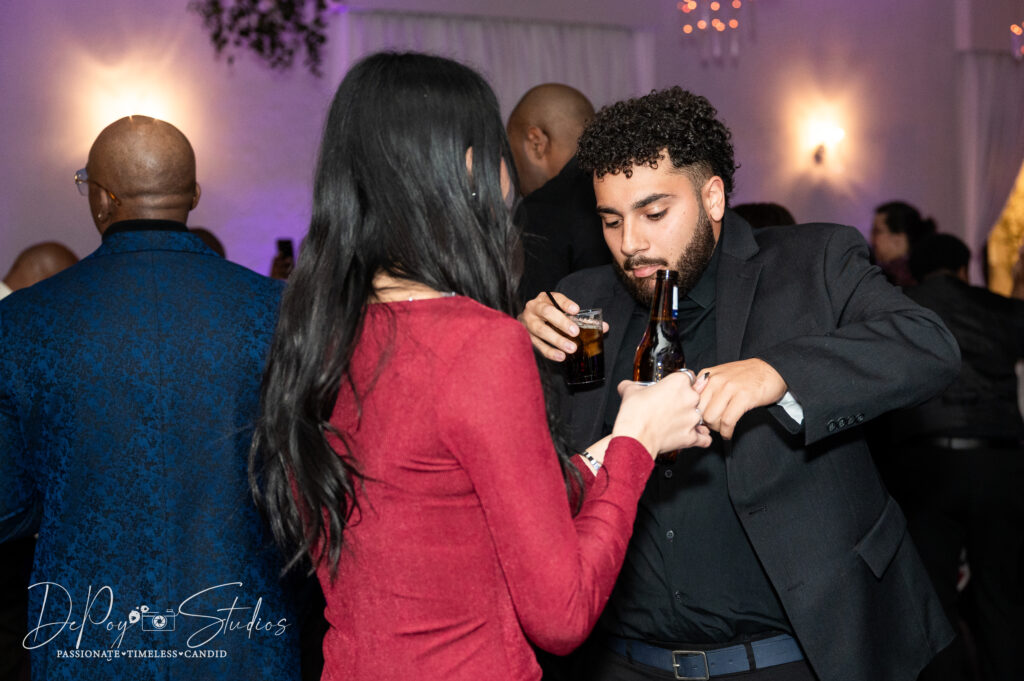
[250,52,710,680]
[870,200,937,286]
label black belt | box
[919,436,1020,451]
[607,634,804,680]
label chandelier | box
[677,0,755,60]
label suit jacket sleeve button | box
[827,420,836,432]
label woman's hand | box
[611,371,713,458]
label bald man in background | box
[508,84,611,303]
[0,242,78,300]
[0,116,300,681]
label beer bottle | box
[633,269,686,383]
[633,269,687,463]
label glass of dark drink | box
[563,308,605,386]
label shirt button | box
[666,530,675,540]
[664,469,673,478]
[674,591,683,602]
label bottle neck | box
[649,270,680,321]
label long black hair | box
[250,52,578,577]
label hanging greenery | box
[189,0,330,76]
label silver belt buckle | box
[672,649,709,680]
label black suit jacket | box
[897,273,1024,440]
[517,156,611,304]
[556,212,960,681]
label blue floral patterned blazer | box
[0,223,300,680]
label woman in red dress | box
[250,52,710,680]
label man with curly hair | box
[520,87,959,681]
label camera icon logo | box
[136,605,177,632]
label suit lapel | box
[716,211,762,363]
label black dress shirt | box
[597,243,793,644]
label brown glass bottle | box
[633,269,686,462]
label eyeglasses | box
[74,167,121,206]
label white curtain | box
[958,52,1024,281]
[327,10,654,121]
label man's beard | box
[613,204,716,307]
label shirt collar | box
[102,219,189,241]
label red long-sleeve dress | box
[319,296,654,680]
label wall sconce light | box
[78,60,190,152]
[810,122,845,165]
[788,97,855,184]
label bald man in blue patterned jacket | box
[0,116,300,681]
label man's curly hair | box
[577,86,735,198]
